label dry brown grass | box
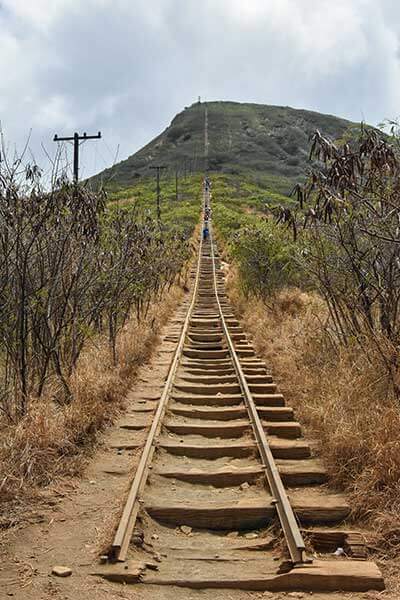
[0,282,185,526]
[226,265,400,555]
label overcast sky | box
[1,0,400,179]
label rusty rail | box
[109,226,204,562]
[208,213,309,566]
[110,184,308,566]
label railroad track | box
[97,186,384,593]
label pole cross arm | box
[53,131,102,182]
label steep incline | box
[93,101,356,188]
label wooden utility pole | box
[150,165,167,221]
[53,131,101,183]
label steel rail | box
[208,214,309,566]
[109,224,204,562]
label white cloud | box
[0,0,400,176]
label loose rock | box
[52,566,72,577]
[226,531,239,538]
[180,525,192,535]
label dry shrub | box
[227,268,400,553]
[0,283,184,524]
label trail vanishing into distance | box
[4,101,400,599]
[95,181,383,592]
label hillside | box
[94,101,356,191]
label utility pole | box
[149,165,167,221]
[53,131,101,183]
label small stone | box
[180,525,192,535]
[89,480,96,485]
[99,555,108,564]
[263,593,274,598]
[288,594,304,599]
[117,450,123,455]
[244,532,258,539]
[151,534,159,540]
[153,553,162,563]
[52,566,72,577]
[226,531,239,538]
[240,482,250,490]
[214,554,220,559]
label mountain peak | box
[95,101,355,189]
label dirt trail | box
[0,247,394,600]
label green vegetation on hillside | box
[92,101,356,189]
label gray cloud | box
[1,0,400,178]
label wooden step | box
[165,420,301,439]
[169,405,247,420]
[266,438,311,459]
[179,375,237,385]
[156,461,326,487]
[158,440,257,458]
[254,394,285,406]
[244,374,273,383]
[181,368,235,376]
[170,405,294,422]
[165,421,250,438]
[145,495,350,529]
[181,359,232,368]
[262,421,302,438]
[171,393,243,406]
[139,559,384,592]
[183,349,230,360]
[188,333,224,342]
[174,383,241,395]
[236,349,256,357]
[249,383,277,394]
[158,439,311,460]
[156,465,263,487]
[276,459,328,486]
[187,342,224,350]
[257,406,293,421]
